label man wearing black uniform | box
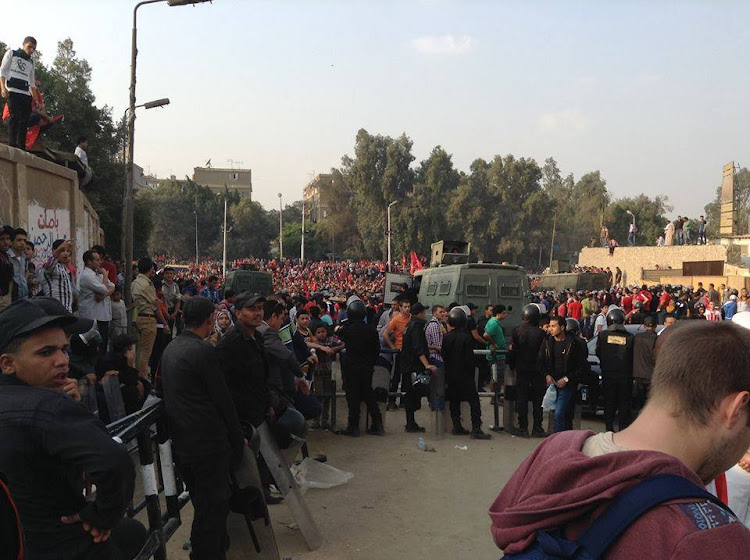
[399,302,436,432]
[508,304,547,438]
[596,307,635,432]
[0,298,146,559]
[160,296,245,560]
[442,307,491,439]
[338,298,384,436]
[632,316,657,411]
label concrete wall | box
[0,144,103,269]
[578,245,729,286]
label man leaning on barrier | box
[160,295,246,560]
[0,297,146,560]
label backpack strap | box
[577,473,733,559]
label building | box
[192,166,252,199]
[303,173,334,223]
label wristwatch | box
[563,376,569,383]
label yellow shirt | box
[131,273,156,316]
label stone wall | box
[0,144,103,269]
[578,245,729,286]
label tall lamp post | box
[193,211,199,268]
[278,193,283,260]
[387,201,397,272]
[549,210,557,270]
[122,0,210,308]
[301,198,305,263]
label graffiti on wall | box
[28,201,71,269]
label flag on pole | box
[409,251,423,275]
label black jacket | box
[632,330,658,381]
[0,375,134,558]
[160,331,244,463]
[400,317,429,373]
[217,325,272,427]
[538,332,588,383]
[338,321,379,373]
[509,323,546,372]
[596,325,635,379]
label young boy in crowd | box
[310,322,344,429]
[109,288,128,343]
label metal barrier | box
[106,401,190,560]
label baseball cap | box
[234,292,267,309]
[410,302,427,315]
[0,298,93,351]
[465,302,478,310]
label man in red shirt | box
[620,288,633,315]
[567,295,583,322]
[490,321,750,558]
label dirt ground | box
[163,394,605,560]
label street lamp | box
[278,193,283,260]
[122,0,210,308]
[119,97,169,197]
[301,198,306,263]
[193,211,199,267]
[387,201,397,272]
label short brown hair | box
[652,321,750,426]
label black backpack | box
[0,472,23,560]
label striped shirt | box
[38,257,77,312]
[425,317,444,363]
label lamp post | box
[278,193,283,260]
[193,211,199,268]
[301,198,305,263]
[122,0,210,308]
[549,210,557,270]
[387,201,397,272]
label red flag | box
[401,254,407,270]
[409,251,423,275]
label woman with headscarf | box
[207,309,233,346]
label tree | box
[605,195,672,247]
[229,198,274,259]
[342,129,415,257]
[572,171,610,250]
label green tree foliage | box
[228,198,275,259]
[606,195,673,248]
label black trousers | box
[448,378,482,430]
[389,353,402,404]
[344,368,381,428]
[49,517,147,560]
[179,453,232,560]
[603,377,632,432]
[477,358,491,390]
[96,320,109,358]
[633,379,650,412]
[515,370,546,430]
[8,92,31,148]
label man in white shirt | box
[0,36,37,149]
[78,249,114,355]
[74,136,93,187]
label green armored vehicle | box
[224,269,274,296]
[386,241,530,332]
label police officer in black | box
[596,307,634,432]
[442,307,491,439]
[399,302,435,432]
[508,304,547,438]
[337,298,384,436]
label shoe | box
[405,423,425,433]
[452,426,470,436]
[531,427,549,438]
[471,429,492,440]
[367,422,384,435]
[341,426,360,437]
[264,494,284,505]
[508,426,529,438]
[386,402,396,411]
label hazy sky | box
[5,1,749,218]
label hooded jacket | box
[489,430,750,559]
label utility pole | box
[278,193,283,260]
[301,198,305,262]
[387,201,398,272]
[193,211,198,267]
[222,195,228,278]
[549,211,557,270]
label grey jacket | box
[258,322,305,393]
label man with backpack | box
[489,320,750,558]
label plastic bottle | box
[417,437,426,451]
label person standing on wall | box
[0,37,37,150]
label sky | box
[4,0,749,218]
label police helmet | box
[565,318,580,335]
[346,299,366,323]
[271,407,308,449]
[606,307,626,326]
[521,304,540,325]
[447,307,467,329]
[732,312,750,330]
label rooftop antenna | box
[205,158,212,168]
[227,159,244,169]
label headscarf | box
[214,309,234,336]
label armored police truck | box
[385,241,530,332]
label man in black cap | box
[160,296,245,560]
[0,298,146,559]
[217,292,273,429]
[399,302,436,432]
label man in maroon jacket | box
[490,320,750,558]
